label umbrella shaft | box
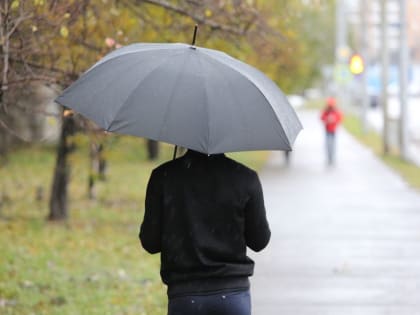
[172,145,178,160]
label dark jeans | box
[168,290,251,315]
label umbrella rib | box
[157,52,190,140]
[218,64,252,151]
[200,50,293,148]
[82,57,154,129]
[107,51,186,132]
[197,53,211,152]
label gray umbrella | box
[55,42,302,154]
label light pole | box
[335,0,349,107]
[381,0,390,155]
[360,0,369,133]
[399,0,409,160]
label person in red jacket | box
[321,97,343,165]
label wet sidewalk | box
[251,110,420,315]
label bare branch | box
[72,39,102,53]
[132,0,247,35]
[0,117,32,142]
[7,13,32,38]
[7,75,57,86]
[1,15,10,94]
[9,57,75,78]
[13,102,60,118]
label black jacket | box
[139,150,271,297]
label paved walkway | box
[251,110,420,315]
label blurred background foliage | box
[0,0,335,218]
[0,1,334,313]
[2,0,335,93]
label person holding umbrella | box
[140,149,270,315]
[54,28,302,314]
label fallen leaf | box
[60,26,69,38]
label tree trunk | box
[147,139,159,160]
[88,142,106,200]
[48,111,75,221]
[0,3,10,163]
[0,108,11,163]
[88,141,98,200]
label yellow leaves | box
[34,0,45,6]
[110,7,120,16]
[60,26,69,38]
[86,10,97,27]
[285,29,297,40]
[11,0,20,10]
[64,13,71,19]
[205,9,213,18]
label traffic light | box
[349,54,364,75]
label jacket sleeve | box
[244,171,271,252]
[321,110,327,122]
[139,169,162,254]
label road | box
[251,110,420,315]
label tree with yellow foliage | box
[1,0,335,220]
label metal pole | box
[399,0,409,160]
[172,145,178,160]
[381,0,390,155]
[335,0,341,89]
[335,0,348,109]
[335,0,346,101]
[335,0,341,68]
[191,25,198,46]
[360,0,369,133]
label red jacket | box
[321,107,342,133]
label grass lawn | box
[303,98,324,111]
[0,137,269,315]
[342,114,420,190]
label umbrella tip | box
[191,24,198,47]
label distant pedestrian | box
[321,97,343,165]
[139,150,271,315]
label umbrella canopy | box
[55,43,302,154]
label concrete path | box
[251,110,420,315]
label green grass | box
[303,98,324,110]
[343,114,420,190]
[0,137,268,315]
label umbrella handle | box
[191,25,198,46]
[172,145,178,160]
